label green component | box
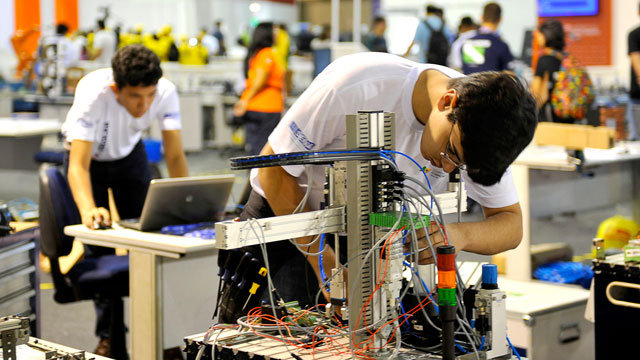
[624,243,640,263]
[369,212,430,229]
[438,287,457,307]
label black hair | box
[56,23,69,36]
[97,19,106,30]
[426,5,439,14]
[459,16,475,28]
[483,3,501,23]
[539,19,565,51]
[111,44,163,89]
[372,16,386,26]
[244,22,274,78]
[448,72,538,186]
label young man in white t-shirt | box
[62,44,188,354]
[91,19,117,64]
[219,52,537,322]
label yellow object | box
[596,215,640,250]
[273,28,290,70]
[178,41,208,65]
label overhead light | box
[249,2,261,13]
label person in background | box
[213,20,227,56]
[628,2,640,139]
[178,35,209,65]
[530,19,573,123]
[273,23,291,70]
[91,19,116,63]
[310,24,331,50]
[234,22,285,156]
[447,16,478,70]
[200,28,220,60]
[296,22,315,54]
[62,45,188,356]
[403,4,454,63]
[460,2,514,75]
[364,16,388,53]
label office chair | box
[38,164,129,359]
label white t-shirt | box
[250,52,518,210]
[62,68,181,161]
[93,29,117,64]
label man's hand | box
[81,207,111,229]
[233,99,248,117]
[404,222,460,264]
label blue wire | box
[381,150,432,190]
[507,336,522,360]
[318,233,329,291]
[479,336,485,350]
[455,342,468,354]
[403,261,438,312]
[381,149,434,212]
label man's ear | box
[437,89,458,111]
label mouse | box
[93,221,112,230]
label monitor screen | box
[538,0,599,17]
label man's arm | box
[257,143,338,299]
[631,52,640,86]
[402,40,416,58]
[413,202,523,264]
[67,139,111,229]
[530,72,550,109]
[161,129,189,178]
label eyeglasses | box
[440,122,466,171]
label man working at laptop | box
[61,44,188,355]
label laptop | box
[117,174,235,231]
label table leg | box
[506,164,532,280]
[129,250,162,359]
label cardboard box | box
[534,123,615,150]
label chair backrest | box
[39,164,81,258]
[312,48,331,78]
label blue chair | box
[38,164,129,359]
[312,48,331,78]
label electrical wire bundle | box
[197,149,519,360]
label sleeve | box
[62,76,105,143]
[500,42,515,71]
[462,166,519,208]
[629,29,640,54]
[157,81,182,130]
[267,83,347,178]
[535,55,555,78]
[414,22,427,46]
[253,48,274,74]
[93,32,104,50]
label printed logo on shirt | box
[78,118,93,128]
[97,122,109,154]
[289,121,316,151]
[163,112,180,119]
[462,39,491,65]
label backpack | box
[424,20,450,65]
[545,49,595,120]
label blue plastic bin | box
[143,139,163,163]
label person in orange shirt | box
[234,22,285,155]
